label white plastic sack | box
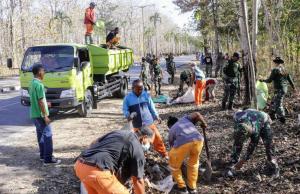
[172,87,195,104]
[148,175,174,193]
[162,70,170,84]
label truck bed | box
[88,45,133,75]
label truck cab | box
[20,43,133,117]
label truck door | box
[78,48,92,90]
[75,50,84,101]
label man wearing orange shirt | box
[84,2,96,44]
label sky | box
[136,0,193,28]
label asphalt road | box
[0,55,196,145]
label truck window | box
[78,49,90,63]
[21,46,74,72]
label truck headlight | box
[21,89,29,97]
[60,89,75,98]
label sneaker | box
[39,158,44,162]
[187,186,197,194]
[172,184,188,194]
[44,158,61,166]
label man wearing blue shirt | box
[123,79,168,157]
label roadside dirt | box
[0,71,299,194]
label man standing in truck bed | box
[84,2,96,44]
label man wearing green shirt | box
[29,64,60,165]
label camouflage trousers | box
[154,76,162,95]
[230,122,274,164]
[222,80,237,109]
[141,76,151,91]
[206,64,213,78]
[215,64,223,77]
[270,89,286,118]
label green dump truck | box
[19,43,133,117]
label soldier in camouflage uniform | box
[140,57,151,91]
[260,57,296,124]
[153,58,163,95]
[166,53,176,84]
[229,108,279,176]
[221,52,242,110]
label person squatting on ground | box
[106,27,120,49]
[178,69,192,96]
[153,58,163,96]
[74,127,154,194]
[204,52,213,78]
[123,79,168,157]
[204,78,217,102]
[140,57,151,91]
[229,108,279,177]
[167,112,208,194]
[84,2,96,44]
[166,53,176,84]
[222,52,242,110]
[29,64,61,165]
[191,62,206,106]
[260,57,296,124]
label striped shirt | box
[169,116,204,148]
[194,66,205,80]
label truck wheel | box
[78,90,93,117]
[113,78,128,98]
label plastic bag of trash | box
[162,70,170,84]
[149,175,174,193]
[256,81,268,110]
[152,95,170,104]
[172,87,195,104]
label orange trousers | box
[74,160,129,194]
[134,124,167,157]
[195,80,206,105]
[85,24,94,35]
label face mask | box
[142,142,150,152]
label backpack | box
[223,60,237,77]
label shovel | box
[202,127,212,182]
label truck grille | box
[45,88,64,100]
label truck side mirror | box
[7,58,12,69]
[74,57,79,67]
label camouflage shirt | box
[263,65,295,92]
[234,109,271,137]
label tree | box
[150,12,161,56]
[49,11,72,42]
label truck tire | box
[113,78,128,98]
[78,90,93,117]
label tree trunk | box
[240,0,257,108]
[213,0,220,73]
[19,0,26,52]
[251,0,259,70]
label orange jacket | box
[84,8,95,24]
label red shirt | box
[84,8,96,24]
[206,78,217,86]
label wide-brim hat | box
[273,57,284,64]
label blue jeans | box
[32,118,53,162]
